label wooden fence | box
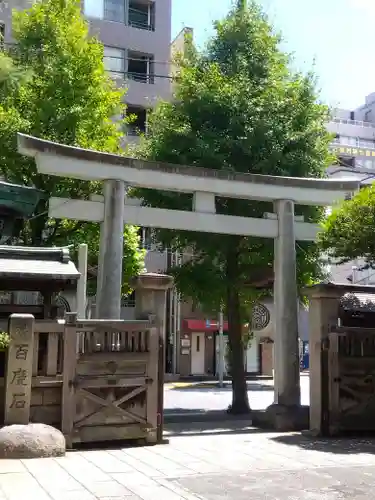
[2,314,161,447]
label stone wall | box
[0,379,61,428]
[30,386,61,428]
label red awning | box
[182,319,229,332]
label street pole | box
[218,308,224,387]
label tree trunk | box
[226,242,251,415]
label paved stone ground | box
[1,422,375,499]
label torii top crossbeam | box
[18,134,359,206]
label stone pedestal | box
[4,314,34,426]
[304,283,345,435]
[132,272,174,323]
[131,272,173,442]
[265,403,309,432]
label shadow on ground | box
[71,420,265,451]
[168,383,274,392]
[271,433,375,454]
[164,419,271,437]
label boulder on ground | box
[0,423,66,459]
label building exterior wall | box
[84,0,172,109]
[327,93,375,287]
[170,26,193,78]
[260,342,273,376]
[1,0,172,133]
[175,299,309,377]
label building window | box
[128,0,155,31]
[103,46,125,78]
[339,135,357,146]
[84,0,125,24]
[126,105,147,136]
[358,138,375,149]
[0,23,4,45]
[127,51,154,83]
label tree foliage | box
[135,1,333,413]
[319,185,375,268]
[0,0,144,293]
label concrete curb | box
[164,410,244,424]
[164,406,310,430]
[175,375,274,383]
[164,409,266,425]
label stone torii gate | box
[17,133,359,426]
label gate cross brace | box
[339,377,375,416]
[75,385,149,428]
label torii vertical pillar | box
[266,199,305,430]
[96,180,126,319]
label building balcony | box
[332,117,375,129]
[108,72,170,106]
[327,117,375,141]
[125,76,170,107]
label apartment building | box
[326,93,375,286]
[327,94,375,184]
[1,0,172,140]
[85,0,172,139]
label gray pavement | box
[2,422,375,499]
[164,374,310,413]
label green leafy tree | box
[0,0,144,292]
[135,0,332,413]
[0,51,31,96]
[319,185,375,268]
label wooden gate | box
[322,327,375,435]
[61,317,160,446]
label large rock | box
[0,423,66,459]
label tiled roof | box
[0,246,80,280]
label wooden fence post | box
[131,273,173,442]
[4,314,35,426]
[145,323,159,444]
[61,312,77,448]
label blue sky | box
[172,0,375,110]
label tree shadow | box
[164,419,271,437]
[168,383,274,392]
[164,408,235,420]
[271,432,375,455]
